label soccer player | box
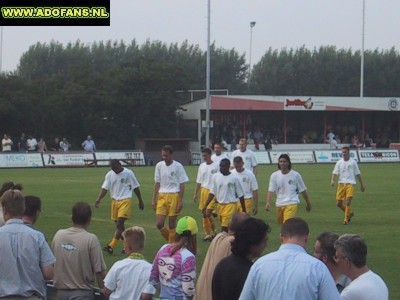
[152,145,189,243]
[95,159,144,254]
[266,153,311,224]
[211,142,228,166]
[230,138,257,176]
[193,147,219,241]
[331,146,365,225]
[231,156,259,215]
[203,158,245,232]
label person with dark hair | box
[232,156,259,215]
[313,232,351,292]
[0,181,23,226]
[0,189,55,299]
[52,201,107,300]
[102,226,154,300]
[195,212,249,300]
[193,147,219,241]
[331,146,365,225]
[95,159,144,254]
[144,216,198,299]
[334,234,388,299]
[211,142,228,166]
[239,217,340,300]
[203,158,245,232]
[266,153,311,224]
[212,218,270,300]
[22,195,41,226]
[152,145,189,243]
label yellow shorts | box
[336,183,355,201]
[199,188,216,210]
[156,193,180,217]
[217,202,237,227]
[111,198,132,220]
[237,198,252,213]
[276,204,298,225]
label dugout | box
[135,138,192,165]
[177,95,400,149]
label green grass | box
[2,163,399,299]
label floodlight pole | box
[205,0,211,148]
[249,21,256,76]
[360,0,365,98]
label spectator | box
[231,138,258,176]
[239,217,340,300]
[195,212,249,300]
[313,231,351,292]
[252,128,263,150]
[102,226,154,300]
[263,135,273,151]
[334,234,389,300]
[52,201,107,300]
[144,216,198,300]
[0,189,55,299]
[27,135,38,152]
[82,135,96,152]
[22,195,43,229]
[0,181,23,226]
[212,218,271,300]
[37,137,48,153]
[2,134,13,152]
[51,137,61,151]
[59,137,71,152]
[18,133,27,152]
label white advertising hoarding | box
[270,151,315,164]
[44,153,95,167]
[94,151,145,166]
[358,150,399,162]
[0,153,43,168]
[315,150,359,163]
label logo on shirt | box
[61,243,77,251]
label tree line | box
[0,40,399,149]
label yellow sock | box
[168,228,176,243]
[344,205,352,221]
[109,237,118,249]
[160,228,169,241]
[203,217,211,236]
[209,215,216,233]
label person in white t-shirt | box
[193,147,219,241]
[266,153,311,225]
[231,156,259,215]
[334,234,388,300]
[211,142,228,166]
[230,138,257,176]
[1,134,13,152]
[152,145,189,243]
[95,159,144,254]
[102,226,154,300]
[331,146,365,225]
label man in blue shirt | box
[239,217,340,300]
[82,135,96,152]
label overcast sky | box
[1,0,400,72]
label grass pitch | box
[2,162,399,299]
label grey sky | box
[1,0,400,72]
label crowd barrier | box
[190,149,400,165]
[0,151,146,168]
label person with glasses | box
[313,232,351,292]
[334,234,388,300]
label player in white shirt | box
[266,154,311,225]
[203,158,245,232]
[95,159,144,254]
[193,148,219,241]
[152,145,189,243]
[231,156,259,215]
[230,138,257,176]
[211,142,228,166]
[331,146,365,225]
